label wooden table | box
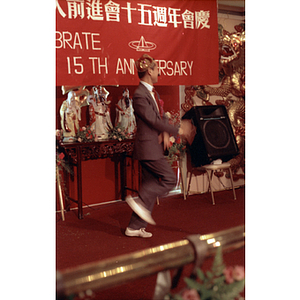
[58,139,135,219]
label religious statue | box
[93,86,113,140]
[115,88,136,137]
[60,91,81,142]
[87,95,96,132]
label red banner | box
[56,0,219,86]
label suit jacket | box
[133,83,179,160]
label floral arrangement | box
[108,124,133,141]
[167,247,245,300]
[76,126,96,143]
[165,111,186,165]
[167,136,187,165]
[56,130,73,175]
[56,151,73,175]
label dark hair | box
[137,70,147,79]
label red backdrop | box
[56,0,219,86]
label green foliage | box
[168,247,245,300]
[166,142,186,165]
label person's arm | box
[133,91,179,136]
[179,119,197,145]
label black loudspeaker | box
[182,105,239,167]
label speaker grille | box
[202,120,230,149]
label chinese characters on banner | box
[56,0,219,86]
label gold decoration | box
[226,98,245,177]
[228,98,245,128]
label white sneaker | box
[125,227,152,238]
[125,195,156,225]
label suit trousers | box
[128,157,177,229]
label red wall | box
[56,85,180,210]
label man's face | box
[150,61,160,84]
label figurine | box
[60,91,81,142]
[115,88,136,137]
[93,86,113,140]
[87,95,96,132]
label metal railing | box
[57,225,245,299]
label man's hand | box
[163,131,170,151]
[179,119,197,145]
[158,132,171,151]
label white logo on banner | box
[128,36,157,52]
